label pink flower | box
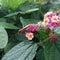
[37,21,42,26]
[49,22,57,30]
[44,12,56,18]
[43,12,60,29]
[44,12,53,18]
[43,18,50,25]
[51,16,58,22]
[49,26,55,30]
[51,12,56,17]
[25,32,34,40]
[26,24,39,32]
[49,22,57,27]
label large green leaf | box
[0,22,18,29]
[4,41,19,53]
[20,17,40,26]
[44,40,60,60]
[0,26,8,49]
[16,33,27,42]
[36,46,45,60]
[2,41,38,60]
[0,18,6,22]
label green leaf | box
[44,40,60,60]
[4,41,19,53]
[52,0,58,2]
[31,11,41,20]
[29,0,34,2]
[19,1,39,12]
[0,26,8,49]
[20,17,40,26]
[52,2,60,8]
[2,41,38,60]
[4,12,20,17]
[2,0,26,10]
[54,27,60,34]
[20,8,39,14]
[16,33,27,41]
[40,2,60,17]
[0,22,18,29]
[4,8,39,17]
[0,18,6,22]
[36,47,45,60]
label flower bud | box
[44,27,51,32]
[49,33,58,42]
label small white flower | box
[43,18,49,25]
[44,11,53,18]
[51,16,58,22]
[25,32,34,40]
[37,22,42,26]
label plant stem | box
[42,38,49,43]
[37,38,49,45]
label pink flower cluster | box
[19,11,60,41]
[43,12,60,30]
[42,12,60,30]
[26,24,39,32]
[25,24,39,40]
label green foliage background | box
[0,0,60,60]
